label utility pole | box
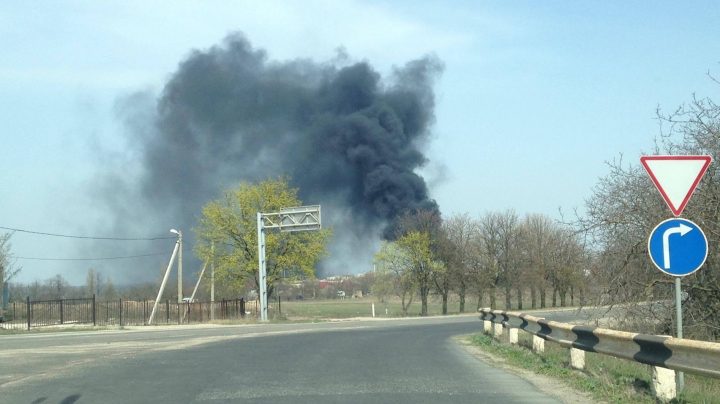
[189,262,207,302]
[210,242,215,320]
[148,232,181,324]
[170,229,182,303]
[178,230,183,303]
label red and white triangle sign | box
[640,155,712,216]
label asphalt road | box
[0,309,599,404]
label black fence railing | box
[0,296,249,330]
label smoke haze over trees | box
[94,32,443,281]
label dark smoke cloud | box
[96,33,443,279]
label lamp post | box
[148,229,182,324]
[170,229,182,303]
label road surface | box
[0,309,598,404]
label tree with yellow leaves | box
[193,177,333,299]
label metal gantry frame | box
[257,205,321,322]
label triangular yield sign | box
[640,155,712,216]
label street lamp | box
[148,228,182,324]
[170,229,182,304]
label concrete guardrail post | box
[493,322,504,340]
[509,328,518,345]
[569,348,585,370]
[532,335,545,353]
[532,316,545,353]
[651,366,676,403]
[481,308,492,334]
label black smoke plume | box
[96,33,443,279]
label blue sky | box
[2,1,720,284]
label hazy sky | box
[3,1,720,285]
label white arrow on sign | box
[662,223,693,269]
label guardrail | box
[479,308,720,402]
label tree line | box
[7,269,118,302]
[372,209,588,317]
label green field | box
[278,298,471,319]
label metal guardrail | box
[479,309,720,380]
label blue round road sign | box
[648,218,707,277]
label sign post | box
[257,205,321,322]
[641,155,711,392]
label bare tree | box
[105,275,117,300]
[520,214,555,308]
[496,210,522,310]
[546,226,585,307]
[95,271,105,298]
[86,268,95,297]
[477,212,503,309]
[443,213,477,313]
[0,232,21,293]
[431,230,455,315]
[44,274,69,300]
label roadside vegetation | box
[468,332,720,404]
[0,326,116,335]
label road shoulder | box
[454,335,605,404]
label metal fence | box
[0,296,250,330]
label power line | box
[11,248,193,262]
[0,226,176,241]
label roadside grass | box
[279,295,581,320]
[469,332,720,404]
[280,298,473,319]
[205,316,320,325]
[0,325,117,335]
